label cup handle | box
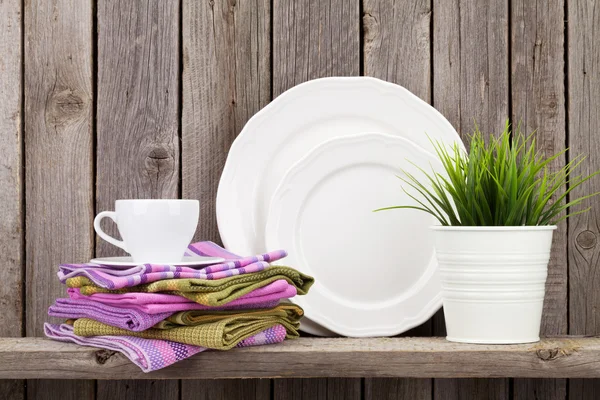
[93,211,127,252]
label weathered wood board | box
[0,0,24,399]
[568,0,600,397]
[1,337,600,379]
[24,0,95,398]
[95,1,181,399]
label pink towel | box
[68,279,297,314]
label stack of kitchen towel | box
[44,242,313,372]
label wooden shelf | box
[0,336,599,380]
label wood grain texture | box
[2,337,600,379]
[274,379,360,400]
[569,379,600,400]
[27,380,94,400]
[513,379,566,400]
[181,0,271,398]
[511,1,567,399]
[24,0,94,338]
[568,0,600,397]
[97,380,179,400]
[182,0,271,243]
[362,0,433,396]
[272,1,360,397]
[24,0,94,398]
[434,379,509,400]
[273,0,359,96]
[182,379,271,400]
[0,0,23,339]
[96,0,180,257]
[363,0,431,100]
[365,378,431,400]
[511,0,567,341]
[95,1,180,399]
[434,0,510,137]
[568,0,600,342]
[0,379,25,400]
[0,1,24,399]
[431,0,461,340]
[275,379,327,400]
[432,0,460,137]
[432,1,510,399]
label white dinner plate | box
[89,255,225,267]
[217,77,463,257]
[265,132,446,337]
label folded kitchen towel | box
[154,303,304,330]
[58,241,287,290]
[48,298,172,331]
[67,266,313,307]
[184,241,285,262]
[58,262,269,290]
[44,322,286,373]
[67,278,296,314]
[73,311,300,349]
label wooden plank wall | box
[0,1,23,399]
[568,0,600,399]
[95,1,180,399]
[433,2,510,399]
[24,0,95,399]
[181,0,271,397]
[0,0,596,398]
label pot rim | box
[430,225,557,231]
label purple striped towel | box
[48,298,172,331]
[58,241,287,289]
[67,279,296,314]
[44,323,286,372]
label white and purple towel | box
[58,241,287,290]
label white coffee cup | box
[94,199,200,263]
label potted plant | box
[377,122,599,344]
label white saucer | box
[89,255,225,267]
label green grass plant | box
[376,122,600,226]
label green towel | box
[154,304,304,330]
[66,266,313,307]
[73,310,301,349]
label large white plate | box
[265,132,446,337]
[217,77,463,257]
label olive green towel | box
[73,307,301,349]
[154,304,304,330]
[66,266,314,307]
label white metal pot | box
[432,226,556,344]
